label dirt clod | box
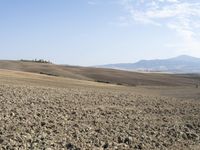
[0,83,199,149]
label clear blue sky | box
[0,0,200,66]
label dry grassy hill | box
[0,60,198,86]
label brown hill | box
[0,60,197,86]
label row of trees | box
[20,59,52,64]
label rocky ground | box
[0,83,200,150]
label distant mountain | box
[100,55,200,73]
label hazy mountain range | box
[100,55,200,73]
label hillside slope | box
[0,60,197,86]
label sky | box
[0,0,200,66]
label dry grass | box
[0,60,197,86]
[0,69,117,89]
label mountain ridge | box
[100,55,200,73]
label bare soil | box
[0,70,200,149]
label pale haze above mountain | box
[100,55,200,73]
